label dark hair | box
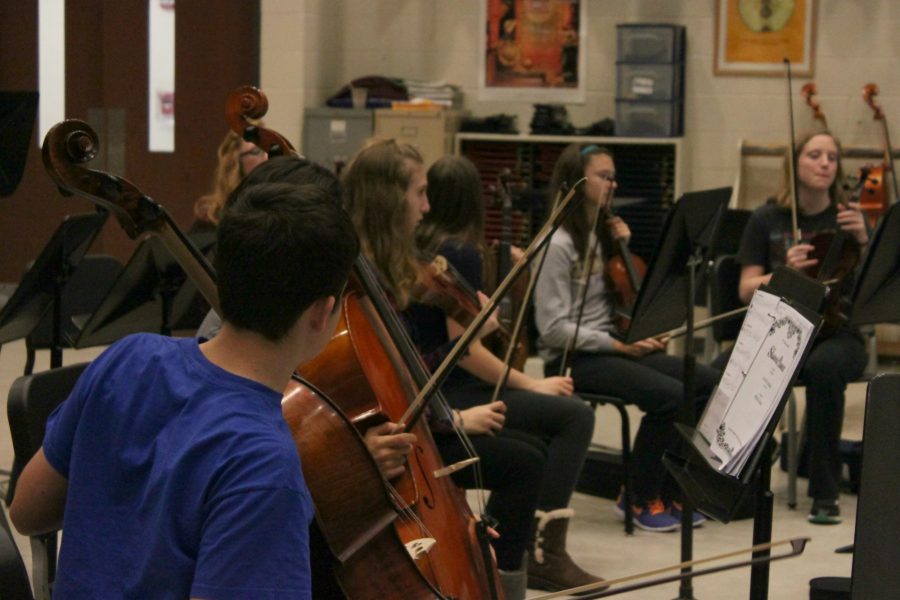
[417,155,485,255]
[549,143,615,261]
[225,155,343,209]
[216,182,359,341]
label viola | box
[603,206,647,334]
[226,86,506,599]
[413,252,525,361]
[41,119,443,599]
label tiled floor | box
[0,340,884,598]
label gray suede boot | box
[499,559,528,600]
[527,508,607,594]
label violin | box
[41,119,444,599]
[602,203,647,334]
[226,86,507,599]
[784,62,861,338]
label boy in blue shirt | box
[11,182,359,599]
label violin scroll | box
[225,85,297,158]
[863,83,884,121]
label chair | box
[0,510,33,600]
[23,254,122,375]
[6,361,90,600]
[809,374,900,599]
[578,392,634,535]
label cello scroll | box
[225,85,299,158]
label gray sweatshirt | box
[534,228,616,363]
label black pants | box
[435,383,595,570]
[548,352,719,504]
[800,330,867,501]
[434,429,544,571]
[712,329,866,501]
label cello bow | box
[530,537,809,599]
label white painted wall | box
[262,0,900,206]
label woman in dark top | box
[343,146,603,596]
[736,131,868,524]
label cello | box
[41,119,445,598]
[860,83,897,227]
[225,86,507,599]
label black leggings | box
[434,383,595,570]
[435,429,544,571]
[548,351,719,504]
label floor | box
[0,339,884,599]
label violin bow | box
[397,178,586,429]
[784,59,802,245]
[558,180,612,377]
[530,537,809,599]
[489,184,566,404]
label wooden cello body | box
[299,265,505,600]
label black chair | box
[577,393,634,535]
[0,510,33,600]
[809,373,900,600]
[6,361,90,600]
[23,254,122,374]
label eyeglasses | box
[598,172,616,183]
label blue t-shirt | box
[43,333,314,599]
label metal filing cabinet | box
[374,109,467,167]
[303,107,374,173]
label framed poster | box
[479,0,586,102]
[714,0,817,77]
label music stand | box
[616,187,731,345]
[849,201,900,327]
[74,232,215,348]
[0,91,39,196]
[610,187,730,600]
[0,211,108,370]
[664,267,826,600]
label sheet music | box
[698,289,816,475]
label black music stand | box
[0,211,108,370]
[664,266,825,600]
[611,187,730,600]
[849,201,900,328]
[0,91,39,196]
[74,232,215,347]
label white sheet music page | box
[698,289,815,474]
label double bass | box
[225,86,507,599]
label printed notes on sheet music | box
[698,289,815,475]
